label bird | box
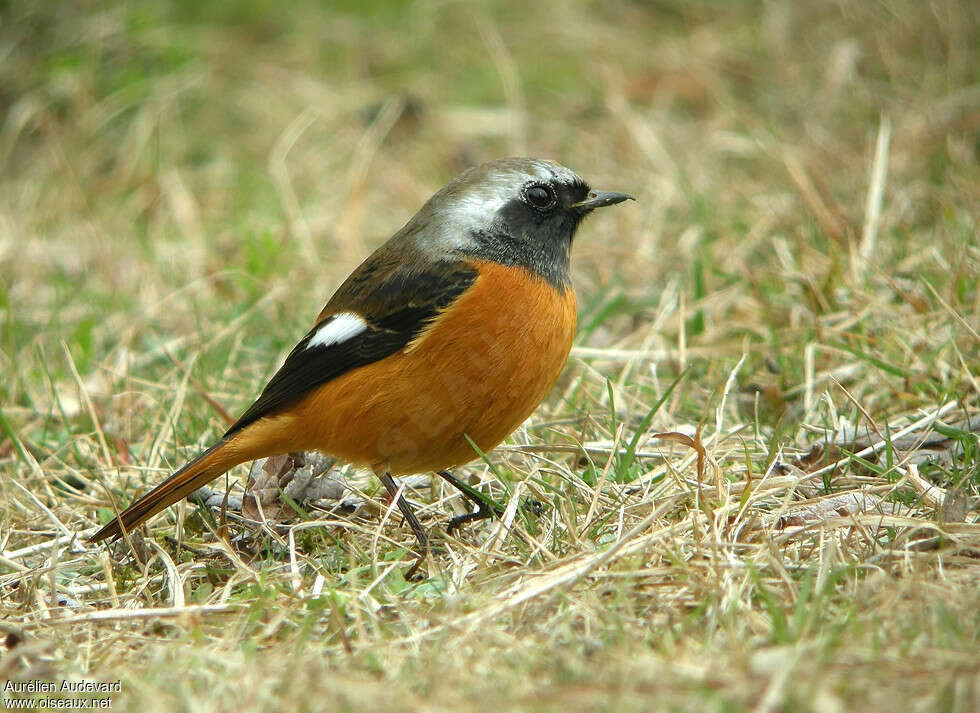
[89,157,632,572]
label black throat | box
[463,226,573,291]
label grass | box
[1,0,978,711]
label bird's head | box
[416,158,633,288]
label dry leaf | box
[242,453,295,521]
[775,491,901,529]
[242,452,347,524]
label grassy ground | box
[1,1,978,711]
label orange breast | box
[271,261,577,474]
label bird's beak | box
[571,190,635,212]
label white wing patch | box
[306,312,368,350]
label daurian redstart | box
[90,158,632,567]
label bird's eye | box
[524,184,556,211]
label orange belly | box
[260,261,576,474]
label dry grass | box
[1,1,978,711]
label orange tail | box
[89,437,251,543]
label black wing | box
[224,257,478,437]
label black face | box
[464,177,592,289]
[437,159,631,290]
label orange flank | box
[285,260,577,474]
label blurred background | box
[1,1,975,423]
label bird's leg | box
[436,470,505,534]
[379,472,428,580]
